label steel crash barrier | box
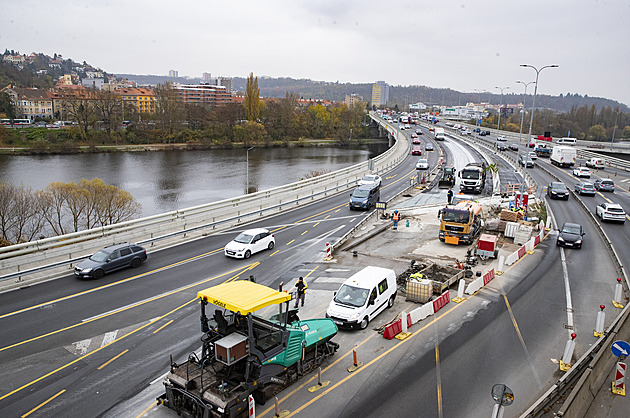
[0,120,409,284]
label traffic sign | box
[491,384,514,406]
[611,340,630,358]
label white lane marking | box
[150,371,169,385]
[550,208,575,336]
[101,331,118,347]
[72,339,92,356]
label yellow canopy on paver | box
[197,281,292,315]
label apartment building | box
[115,88,156,114]
[1,86,54,120]
[172,83,233,107]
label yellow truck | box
[438,200,483,245]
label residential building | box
[115,87,156,114]
[371,81,390,107]
[345,93,364,107]
[104,79,135,91]
[3,54,26,65]
[202,72,212,83]
[168,70,179,78]
[172,83,233,107]
[81,78,105,90]
[2,86,54,120]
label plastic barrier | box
[526,238,535,254]
[534,234,541,246]
[432,291,450,312]
[409,302,434,323]
[505,251,519,266]
[517,245,526,259]
[383,313,413,340]
[465,276,484,295]
[483,268,496,286]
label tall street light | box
[520,64,559,196]
[516,81,536,144]
[495,86,510,132]
[246,146,255,194]
[612,110,621,148]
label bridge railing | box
[0,121,409,285]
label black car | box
[74,242,147,279]
[556,222,584,249]
[547,182,570,200]
[509,144,519,151]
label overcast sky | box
[2,0,629,106]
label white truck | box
[433,127,445,141]
[550,145,577,168]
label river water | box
[0,143,389,217]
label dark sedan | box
[556,222,584,249]
[547,182,570,200]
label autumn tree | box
[63,87,98,140]
[154,82,185,141]
[245,72,260,121]
[93,89,122,139]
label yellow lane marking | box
[0,248,225,321]
[304,266,319,278]
[324,215,330,219]
[301,230,308,236]
[97,349,129,370]
[270,250,279,257]
[0,296,199,402]
[312,222,320,227]
[21,389,66,418]
[286,240,295,246]
[334,209,341,213]
[152,319,173,334]
[135,401,158,418]
[0,264,257,353]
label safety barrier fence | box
[0,117,409,285]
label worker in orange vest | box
[392,210,400,230]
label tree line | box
[0,179,141,246]
[481,104,630,140]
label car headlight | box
[575,239,582,244]
[558,237,565,242]
[82,268,92,273]
[350,312,361,321]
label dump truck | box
[534,144,552,158]
[458,162,487,194]
[158,281,339,417]
[438,166,456,189]
[438,200,483,245]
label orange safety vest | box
[393,212,400,221]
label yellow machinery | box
[439,200,483,245]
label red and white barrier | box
[324,242,332,261]
[383,291,451,339]
[248,394,255,417]
[612,362,626,396]
[594,305,606,337]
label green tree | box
[245,72,260,121]
[0,91,16,119]
[588,124,606,140]
[621,126,630,138]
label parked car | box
[509,144,519,151]
[547,182,570,200]
[574,182,596,196]
[519,155,534,168]
[416,159,429,170]
[425,143,434,151]
[594,178,615,192]
[528,151,538,160]
[497,143,507,151]
[224,228,275,259]
[496,135,507,141]
[74,243,147,279]
[411,146,422,155]
[556,222,584,249]
[573,167,592,178]
[596,202,626,223]
[358,175,382,187]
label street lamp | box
[516,81,536,144]
[612,110,621,148]
[494,86,510,132]
[520,64,559,195]
[246,146,255,194]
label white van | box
[586,157,605,169]
[326,266,397,330]
[557,137,577,145]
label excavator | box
[438,165,456,189]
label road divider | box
[383,290,452,340]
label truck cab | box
[458,162,487,194]
[439,200,483,245]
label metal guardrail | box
[0,117,409,284]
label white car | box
[496,135,507,141]
[415,159,429,170]
[573,167,592,178]
[528,151,538,160]
[358,175,382,187]
[596,202,626,223]
[224,228,275,259]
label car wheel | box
[359,317,369,330]
[387,295,395,308]
[268,241,274,250]
[93,269,105,280]
[131,258,142,268]
[244,250,251,259]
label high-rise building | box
[168,70,179,78]
[371,81,389,107]
[202,72,212,82]
[216,77,233,93]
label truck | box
[158,281,339,417]
[439,200,483,245]
[458,162,487,194]
[433,127,445,141]
[537,131,553,142]
[550,145,577,168]
[534,143,552,158]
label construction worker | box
[447,188,453,205]
[392,210,400,230]
[294,277,307,308]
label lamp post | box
[516,81,535,144]
[611,110,621,148]
[520,64,559,195]
[494,86,510,132]
[246,146,255,194]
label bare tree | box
[95,184,141,226]
[93,89,122,139]
[63,87,98,140]
[154,82,185,141]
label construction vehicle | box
[438,166,456,189]
[458,162,487,194]
[158,281,339,417]
[438,200,483,245]
[534,143,552,158]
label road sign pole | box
[491,403,505,418]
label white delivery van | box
[557,137,577,145]
[433,127,446,141]
[586,157,605,169]
[326,266,397,330]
